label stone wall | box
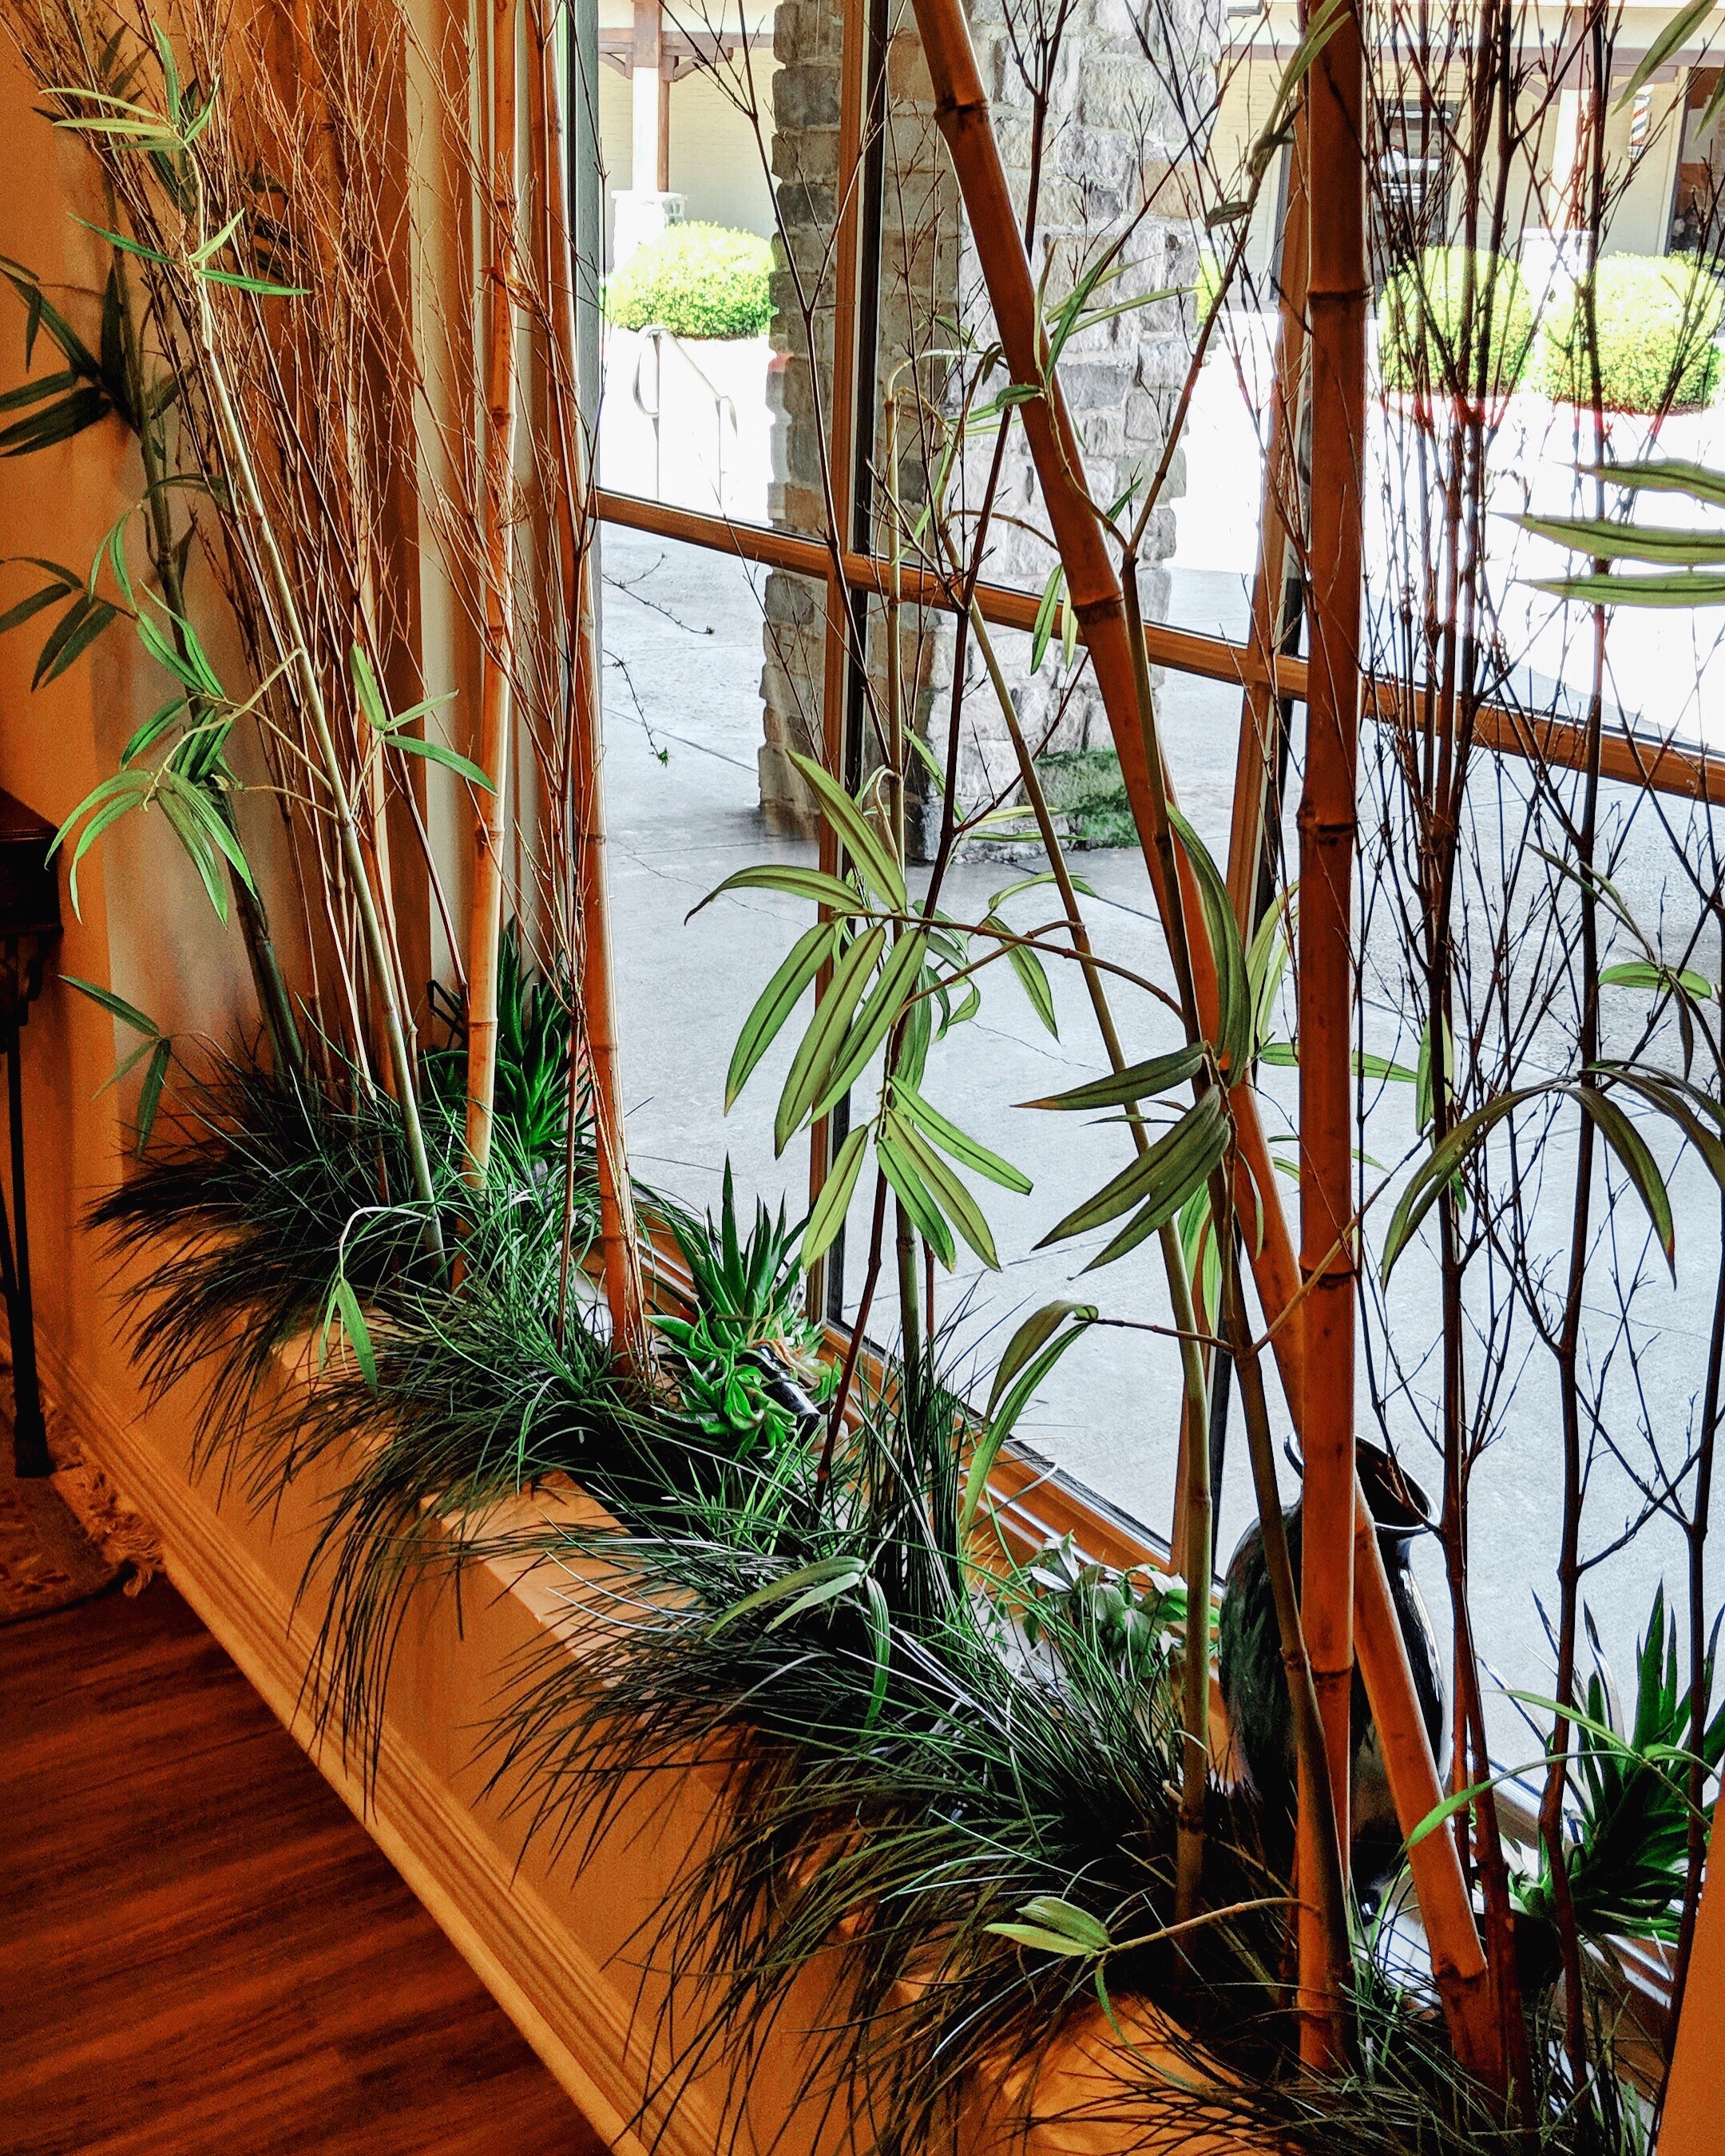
[758,0,1211,853]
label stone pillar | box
[759,0,1207,853]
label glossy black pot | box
[1216,1439,1445,1905]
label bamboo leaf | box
[1616,0,1717,109]
[886,1108,1000,1269]
[1576,1088,1675,1274]
[387,735,496,790]
[692,863,870,918]
[875,1130,956,1268]
[0,578,75,638]
[1529,569,1725,608]
[708,1554,866,1635]
[985,1300,1097,1419]
[964,1311,1095,1529]
[988,918,1057,1035]
[1601,960,1715,998]
[787,751,907,910]
[894,1079,1031,1192]
[0,367,77,414]
[1381,1089,1537,1280]
[1170,807,1251,1078]
[133,1035,171,1156]
[350,640,391,731]
[773,924,885,1152]
[1020,1044,1204,1113]
[61,973,158,1035]
[1580,458,1725,510]
[1039,1091,1227,1247]
[33,593,117,686]
[328,1277,379,1390]
[985,1923,1101,1958]
[121,695,189,766]
[812,929,928,1119]
[801,1124,867,1267]
[1514,509,1725,566]
[1085,1099,1231,1270]
[728,918,837,1110]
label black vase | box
[1217,1439,1446,1905]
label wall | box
[597,50,782,260]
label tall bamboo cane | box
[463,0,521,1189]
[1297,2,1367,2072]
[533,6,648,1361]
[904,0,1504,2085]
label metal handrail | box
[629,323,738,511]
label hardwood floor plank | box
[0,1580,605,2156]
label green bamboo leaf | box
[875,1130,956,1269]
[812,929,928,1119]
[161,772,256,895]
[763,1567,867,1631]
[1600,1068,1725,1194]
[1039,1090,1227,1247]
[1017,1896,1113,1952]
[61,973,159,1035]
[1381,1088,1538,1281]
[1602,960,1715,999]
[774,924,885,1152]
[708,1554,866,1635]
[191,207,247,268]
[121,695,189,767]
[0,579,75,637]
[1580,458,1725,509]
[728,918,837,1110]
[1576,1088,1675,1274]
[692,863,870,918]
[350,641,391,731]
[963,1312,1095,1529]
[985,1300,1097,1420]
[1514,510,1725,566]
[1529,569,1725,608]
[1085,1097,1231,1270]
[1170,807,1251,1079]
[33,593,117,686]
[133,1034,171,1157]
[0,367,77,413]
[894,1079,1031,1192]
[328,1277,379,1390]
[386,735,496,790]
[886,1108,1000,1269]
[985,1923,1101,1958]
[0,386,115,456]
[58,782,145,914]
[1030,563,1064,673]
[1020,1044,1204,1113]
[195,268,309,297]
[1616,0,1716,109]
[801,1124,868,1267]
[787,751,906,910]
[155,787,228,921]
[993,921,1057,1036]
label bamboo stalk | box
[185,208,444,1262]
[534,6,648,1362]
[462,0,522,1189]
[905,0,1305,1422]
[1296,0,1368,2072]
[965,596,1212,1916]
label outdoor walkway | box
[0,1579,604,2156]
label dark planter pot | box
[1217,1439,1445,1906]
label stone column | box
[759,0,1208,854]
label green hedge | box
[1540,254,1724,413]
[604,222,773,341]
[1378,247,1536,396]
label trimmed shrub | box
[1539,253,1724,413]
[1378,246,1536,396]
[604,222,773,341]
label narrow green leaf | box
[387,735,496,790]
[811,929,928,1119]
[121,695,189,766]
[887,1108,1000,1269]
[773,923,886,1153]
[350,640,391,731]
[34,593,117,686]
[728,918,837,1110]
[1170,807,1251,1078]
[1515,509,1725,566]
[1039,1090,1227,1246]
[1576,1088,1675,1274]
[875,1130,956,1269]
[1085,1100,1230,1270]
[1602,960,1715,999]
[787,750,906,910]
[1580,457,1725,510]
[1000,929,1057,1036]
[1616,0,1716,109]
[330,1277,379,1390]
[801,1124,868,1267]
[1017,1896,1112,1952]
[963,1315,1095,1529]
[986,1301,1097,1419]
[133,1035,171,1157]
[1381,1089,1536,1281]
[692,863,870,918]
[0,580,74,638]
[894,1079,1031,1192]
[1529,569,1725,608]
[708,1554,866,1635]
[0,367,77,413]
[1020,1044,1204,1113]
[61,973,158,1035]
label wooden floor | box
[0,1577,607,2156]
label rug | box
[0,1347,162,1624]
